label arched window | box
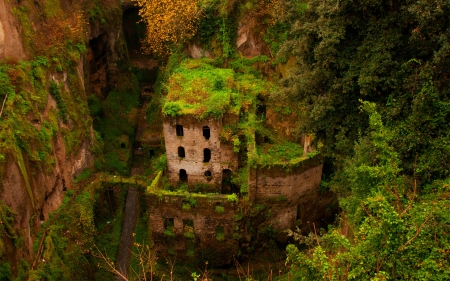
[179,169,188,182]
[204,171,212,177]
[203,148,211,163]
[178,147,185,158]
[176,124,184,136]
[203,126,210,140]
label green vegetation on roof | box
[250,141,313,168]
[163,58,272,119]
[163,58,235,118]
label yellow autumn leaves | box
[133,0,200,55]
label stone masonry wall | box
[147,194,238,265]
[248,159,324,235]
[163,115,238,189]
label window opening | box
[150,149,155,158]
[202,126,210,140]
[121,143,126,148]
[183,220,194,239]
[164,218,175,238]
[203,148,211,163]
[204,170,212,177]
[180,169,188,183]
[176,124,184,136]
[178,147,185,158]
[215,225,225,241]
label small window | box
[180,169,188,183]
[121,142,126,148]
[203,126,210,140]
[176,124,184,136]
[203,148,211,163]
[204,171,212,177]
[178,147,185,158]
[215,226,225,241]
[165,218,175,231]
[183,220,194,239]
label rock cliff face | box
[0,0,25,60]
[0,0,124,266]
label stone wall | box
[147,194,238,265]
[163,115,238,189]
[248,159,325,235]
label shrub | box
[163,229,175,237]
[215,205,225,213]
[225,193,238,203]
[182,203,191,211]
[183,226,194,239]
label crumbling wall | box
[248,159,326,236]
[147,194,238,265]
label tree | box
[286,103,450,280]
[277,0,450,182]
[133,0,201,55]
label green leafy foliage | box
[286,103,450,280]
[225,193,238,203]
[215,205,225,213]
[95,74,140,175]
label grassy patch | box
[164,59,236,118]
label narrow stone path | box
[114,185,139,281]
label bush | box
[215,205,225,213]
[163,229,175,238]
[225,193,238,203]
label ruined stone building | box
[146,59,333,265]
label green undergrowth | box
[94,73,140,175]
[0,52,93,180]
[27,180,130,281]
[0,202,17,280]
[29,187,97,281]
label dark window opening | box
[150,149,155,158]
[256,132,271,145]
[40,210,45,221]
[176,124,184,136]
[164,218,174,232]
[203,148,211,163]
[183,219,194,240]
[178,147,185,158]
[221,169,239,194]
[180,169,188,183]
[216,225,225,241]
[204,171,212,177]
[203,126,210,140]
[121,143,126,149]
